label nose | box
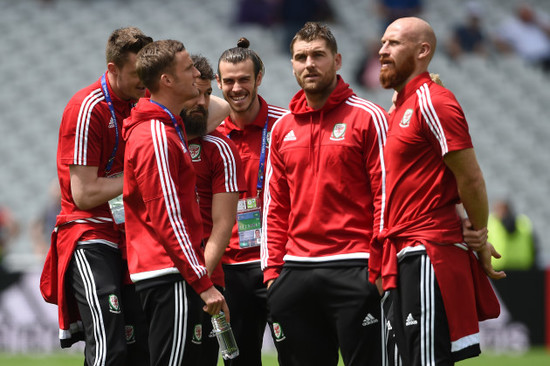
[305,55,315,68]
[196,93,206,107]
[379,42,388,56]
[232,81,244,92]
[193,66,201,78]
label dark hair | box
[217,37,264,78]
[136,39,185,93]
[191,54,214,81]
[106,27,153,68]
[290,22,338,55]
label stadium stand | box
[0,0,548,289]
[1,0,549,354]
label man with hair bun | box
[216,38,290,365]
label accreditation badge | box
[107,172,125,224]
[236,197,262,248]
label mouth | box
[230,94,247,102]
[380,59,393,69]
[303,73,319,81]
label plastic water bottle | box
[211,312,239,360]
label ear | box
[160,73,172,87]
[215,74,222,89]
[334,53,342,72]
[107,62,119,76]
[256,71,263,87]
[418,42,431,60]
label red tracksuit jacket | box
[261,76,388,283]
[122,98,212,294]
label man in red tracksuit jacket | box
[122,40,228,366]
[261,22,388,366]
[40,27,152,366]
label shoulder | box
[342,95,389,128]
[202,131,239,153]
[267,104,290,124]
[345,95,387,115]
[64,83,106,116]
[415,82,460,110]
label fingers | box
[200,287,225,316]
[484,264,507,280]
[222,302,230,323]
[489,242,502,259]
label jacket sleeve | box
[260,124,290,283]
[365,107,389,283]
[134,122,212,294]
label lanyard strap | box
[149,100,187,149]
[257,117,269,191]
[226,117,268,193]
[101,74,119,174]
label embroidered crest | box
[266,131,271,147]
[400,109,413,127]
[125,325,136,344]
[272,322,286,342]
[192,324,202,344]
[108,294,121,314]
[330,123,346,141]
[189,144,201,161]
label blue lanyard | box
[257,118,269,191]
[101,74,119,174]
[149,100,187,148]
[227,117,268,193]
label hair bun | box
[237,37,250,49]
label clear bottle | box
[211,311,239,360]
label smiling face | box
[217,59,261,114]
[291,38,341,96]
[109,52,147,101]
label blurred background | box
[0,0,549,356]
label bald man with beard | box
[369,17,506,365]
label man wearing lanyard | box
[216,38,289,365]
[122,40,229,366]
[40,27,152,365]
[182,54,246,365]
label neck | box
[150,92,183,117]
[230,97,261,129]
[305,77,337,110]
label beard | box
[379,53,415,89]
[295,70,335,95]
[181,106,208,137]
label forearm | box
[70,165,123,210]
[457,176,488,231]
[204,239,227,277]
[205,192,238,276]
[206,96,229,133]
